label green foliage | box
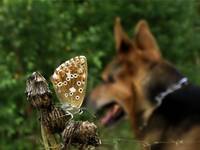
[0,0,199,149]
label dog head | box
[89,18,183,135]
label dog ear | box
[114,17,134,53]
[134,20,159,51]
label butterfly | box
[50,56,87,118]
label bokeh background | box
[0,0,200,149]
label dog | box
[89,18,200,150]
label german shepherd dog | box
[89,18,200,150]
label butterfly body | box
[51,56,87,117]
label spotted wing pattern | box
[51,56,87,108]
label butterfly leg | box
[79,107,96,119]
[65,110,74,120]
[78,108,83,115]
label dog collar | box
[155,77,188,106]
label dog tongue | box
[100,104,121,125]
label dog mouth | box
[96,101,125,127]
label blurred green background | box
[0,0,200,149]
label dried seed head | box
[41,106,71,133]
[25,72,52,109]
[62,120,101,148]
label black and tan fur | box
[89,18,200,150]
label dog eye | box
[102,74,115,84]
[108,75,115,83]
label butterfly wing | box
[51,56,87,108]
